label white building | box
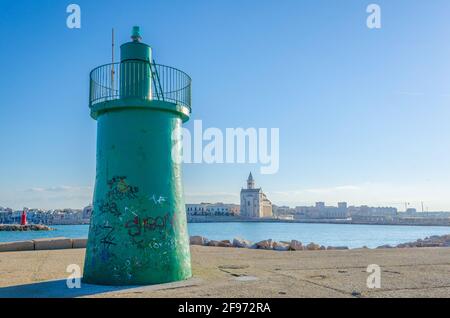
[295,202,350,219]
[348,205,397,217]
[82,205,93,220]
[186,203,240,216]
[240,172,273,218]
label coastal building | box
[294,202,350,220]
[45,209,84,225]
[273,205,294,216]
[402,210,450,218]
[348,206,398,217]
[0,208,14,224]
[272,205,295,220]
[240,173,273,218]
[338,202,348,210]
[0,208,89,225]
[293,202,397,221]
[186,203,240,217]
[82,205,93,220]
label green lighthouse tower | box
[83,27,192,286]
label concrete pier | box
[0,246,449,298]
[0,238,87,252]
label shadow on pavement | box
[0,279,135,298]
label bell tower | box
[247,172,255,189]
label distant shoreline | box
[187,216,450,227]
[2,218,450,228]
[2,221,450,249]
[0,224,54,232]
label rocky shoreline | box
[190,236,349,251]
[379,234,450,249]
[189,234,450,251]
[0,224,54,232]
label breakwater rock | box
[0,224,54,232]
[192,234,450,251]
[383,234,450,249]
[189,236,349,252]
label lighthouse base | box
[83,103,192,286]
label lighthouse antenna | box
[111,28,115,94]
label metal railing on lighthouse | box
[89,61,192,112]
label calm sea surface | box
[1,223,450,248]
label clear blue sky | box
[1,0,450,211]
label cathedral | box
[240,173,273,218]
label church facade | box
[240,173,273,218]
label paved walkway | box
[0,246,449,298]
